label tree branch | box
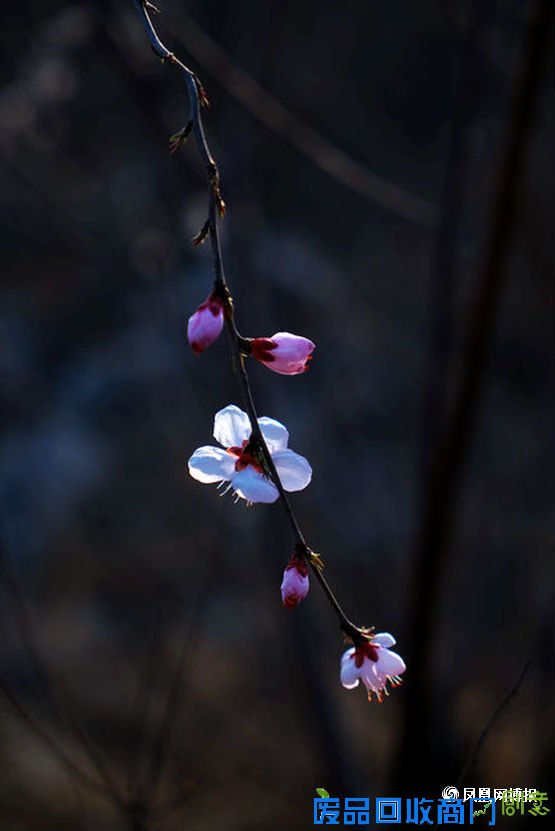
[131,0,367,646]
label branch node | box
[191,219,210,247]
[213,183,226,218]
[294,541,325,571]
[307,549,325,572]
[195,77,210,109]
[169,121,193,154]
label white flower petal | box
[340,650,361,689]
[372,632,396,648]
[272,449,312,492]
[231,467,279,503]
[213,405,251,448]
[361,666,382,693]
[376,648,406,678]
[341,647,356,665]
[257,416,289,452]
[188,446,235,484]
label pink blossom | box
[340,633,406,703]
[187,292,224,354]
[280,556,309,607]
[250,332,315,375]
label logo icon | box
[442,786,460,801]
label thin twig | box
[140,545,219,793]
[0,674,109,797]
[0,542,124,805]
[132,0,364,646]
[125,605,164,797]
[456,660,530,787]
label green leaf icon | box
[316,788,330,798]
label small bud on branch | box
[191,219,210,247]
[169,122,193,155]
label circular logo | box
[442,786,459,801]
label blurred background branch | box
[153,5,438,228]
[394,0,554,793]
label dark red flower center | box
[354,641,379,667]
[226,439,264,473]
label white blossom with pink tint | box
[187,291,224,354]
[340,632,406,703]
[280,557,309,607]
[250,332,315,375]
[188,405,312,504]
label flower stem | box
[133,0,364,643]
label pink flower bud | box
[187,292,224,354]
[250,332,315,375]
[280,556,309,607]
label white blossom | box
[188,404,312,504]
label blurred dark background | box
[1,1,553,829]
